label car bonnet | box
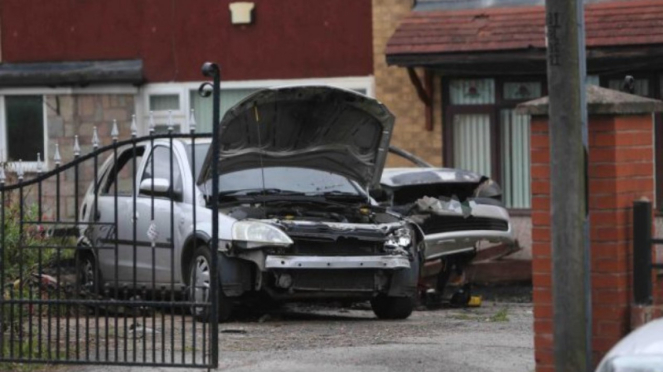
[197,85,395,188]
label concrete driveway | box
[50,302,533,372]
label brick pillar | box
[521,86,661,372]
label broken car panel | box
[374,146,515,304]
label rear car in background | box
[372,146,514,305]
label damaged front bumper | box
[265,254,411,270]
[418,201,515,261]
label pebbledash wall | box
[372,0,532,260]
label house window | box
[1,95,46,165]
[189,88,258,133]
[141,77,374,135]
[444,78,544,209]
[149,94,180,111]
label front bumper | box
[422,203,514,261]
[265,255,411,270]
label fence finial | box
[111,119,119,141]
[149,111,156,134]
[36,152,43,174]
[92,126,100,149]
[131,114,138,137]
[17,159,24,180]
[189,109,197,132]
[74,135,81,157]
[167,110,174,132]
[54,143,62,166]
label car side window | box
[141,146,183,197]
[101,147,145,196]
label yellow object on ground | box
[468,296,482,307]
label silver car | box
[77,86,422,321]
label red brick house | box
[374,0,663,264]
[0,0,374,216]
[0,0,374,168]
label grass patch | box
[489,308,510,322]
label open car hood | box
[198,86,395,188]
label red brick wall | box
[531,114,655,371]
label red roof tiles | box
[386,0,663,57]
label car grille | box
[419,215,509,235]
[290,270,375,291]
[291,238,382,256]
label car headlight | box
[384,227,412,251]
[475,178,502,199]
[232,221,294,249]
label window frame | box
[139,144,184,201]
[100,145,146,196]
[139,76,375,135]
[0,94,49,172]
[442,76,547,213]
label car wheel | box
[188,246,232,322]
[77,252,102,296]
[371,295,414,320]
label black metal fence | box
[633,200,663,305]
[0,62,222,368]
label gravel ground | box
[28,300,534,372]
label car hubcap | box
[191,255,211,315]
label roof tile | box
[386,0,663,56]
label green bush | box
[1,183,76,364]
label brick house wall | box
[372,0,533,260]
[372,0,443,168]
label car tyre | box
[77,251,102,296]
[189,246,232,322]
[371,295,414,320]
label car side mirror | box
[140,178,171,196]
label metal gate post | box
[202,62,221,368]
[633,200,653,305]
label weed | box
[489,308,509,322]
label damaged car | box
[372,146,514,305]
[78,86,423,321]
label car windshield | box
[186,143,362,196]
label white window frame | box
[0,93,49,172]
[139,76,375,134]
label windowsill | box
[2,162,46,173]
[507,208,531,217]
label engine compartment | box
[223,200,401,225]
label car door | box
[94,146,145,286]
[135,144,186,287]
